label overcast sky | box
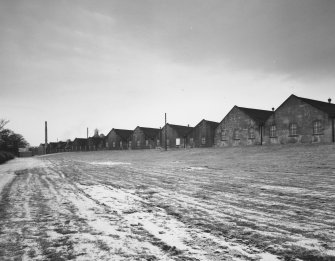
[1,0,335,146]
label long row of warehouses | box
[41,94,335,154]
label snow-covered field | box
[0,145,334,261]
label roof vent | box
[328,98,332,103]
[272,107,275,111]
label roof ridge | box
[114,128,133,131]
[168,123,192,128]
[237,106,273,124]
[237,106,272,112]
[295,95,335,116]
[138,126,160,130]
[297,95,331,105]
[194,119,219,128]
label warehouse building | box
[215,106,273,147]
[264,95,335,144]
[188,119,219,148]
[106,129,133,150]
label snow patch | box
[89,161,131,166]
[78,184,208,259]
[260,185,310,194]
[0,157,46,194]
[78,184,283,260]
[186,166,208,171]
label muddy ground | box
[0,145,334,261]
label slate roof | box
[57,141,67,149]
[195,119,219,129]
[73,138,88,146]
[237,106,273,124]
[88,136,104,145]
[89,136,104,141]
[295,95,335,117]
[49,142,58,148]
[138,127,160,139]
[168,124,193,137]
[113,129,133,140]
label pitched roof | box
[88,136,104,141]
[138,127,160,139]
[195,119,219,129]
[237,106,273,124]
[73,138,88,146]
[295,95,335,117]
[113,129,133,140]
[168,124,193,137]
[49,142,58,148]
[57,141,67,149]
[88,136,104,145]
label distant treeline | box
[0,119,29,164]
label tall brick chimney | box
[45,121,48,154]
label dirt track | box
[0,145,334,260]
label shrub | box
[0,151,15,164]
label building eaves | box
[138,127,160,139]
[296,95,335,117]
[237,106,273,124]
[194,119,219,129]
[168,124,193,137]
[114,129,133,140]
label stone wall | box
[161,125,187,148]
[107,131,125,150]
[214,106,262,147]
[264,96,334,144]
[190,121,217,148]
[131,128,158,149]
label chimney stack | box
[272,107,275,111]
[328,98,332,103]
[45,121,48,154]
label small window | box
[289,123,297,136]
[145,140,149,146]
[120,141,122,147]
[176,138,180,146]
[137,140,140,147]
[105,142,108,147]
[249,127,255,139]
[313,120,322,134]
[233,129,240,140]
[128,141,132,147]
[201,137,206,144]
[157,139,160,146]
[221,129,227,141]
[270,125,276,137]
[190,138,194,144]
[112,142,115,147]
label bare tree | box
[0,119,29,154]
[0,119,9,132]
